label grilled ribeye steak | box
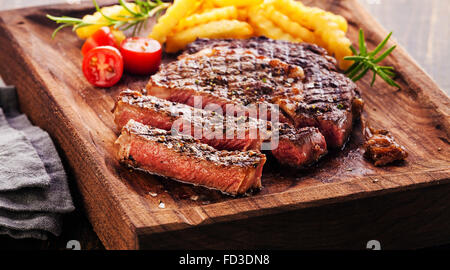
[116,120,266,195]
[180,37,361,148]
[147,46,304,123]
[114,90,327,167]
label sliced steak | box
[114,89,262,151]
[181,37,361,148]
[116,120,266,195]
[114,90,327,167]
[274,124,327,167]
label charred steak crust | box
[116,120,266,195]
[181,37,360,148]
[114,90,327,167]
[147,47,303,124]
[184,37,338,75]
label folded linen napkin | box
[0,110,51,191]
[0,208,62,239]
[0,85,74,240]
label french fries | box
[198,0,217,11]
[173,6,238,32]
[151,0,353,69]
[270,0,352,69]
[260,4,316,43]
[212,0,263,8]
[166,20,253,52]
[304,6,348,33]
[272,0,347,33]
[185,0,205,16]
[237,8,249,21]
[248,6,300,43]
[149,0,198,44]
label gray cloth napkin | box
[0,86,74,240]
[0,227,50,240]
[0,209,61,240]
[0,112,51,191]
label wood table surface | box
[0,0,448,250]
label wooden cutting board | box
[0,0,449,249]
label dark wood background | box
[0,0,448,250]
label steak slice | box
[116,120,266,195]
[114,90,327,167]
[114,89,262,151]
[274,124,327,167]
[182,37,360,148]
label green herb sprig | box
[46,0,170,38]
[344,29,399,88]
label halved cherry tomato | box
[82,46,123,87]
[119,37,162,75]
[81,27,116,56]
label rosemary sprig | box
[46,0,170,38]
[344,29,399,88]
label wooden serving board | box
[0,0,449,249]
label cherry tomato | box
[119,37,162,75]
[82,46,123,88]
[81,27,116,56]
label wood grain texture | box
[0,0,449,249]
